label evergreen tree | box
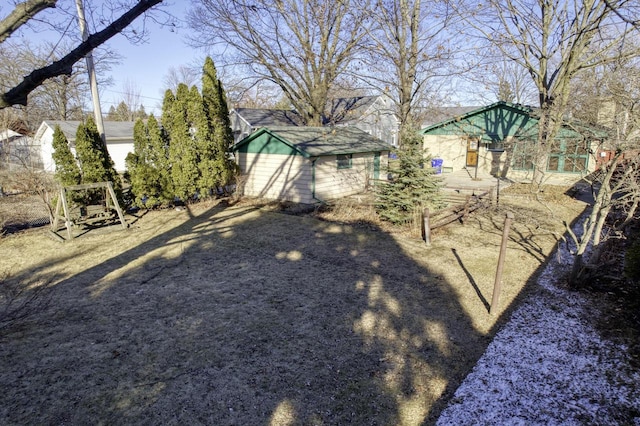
[168,84,199,202]
[115,101,132,121]
[51,125,81,186]
[126,118,163,208]
[146,114,173,204]
[106,105,118,121]
[74,116,122,201]
[201,56,236,194]
[161,89,176,137]
[188,84,216,197]
[375,128,444,224]
[136,105,148,120]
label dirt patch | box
[0,189,585,425]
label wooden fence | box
[422,188,495,245]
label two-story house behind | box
[325,94,399,147]
[229,108,302,144]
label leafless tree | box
[186,0,372,126]
[562,57,640,286]
[119,79,142,121]
[0,0,165,109]
[466,58,538,105]
[358,0,460,133]
[162,64,200,93]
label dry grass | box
[0,188,586,425]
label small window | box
[337,154,352,169]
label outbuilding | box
[232,126,392,204]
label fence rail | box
[430,189,493,230]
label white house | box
[0,129,39,170]
[33,120,135,172]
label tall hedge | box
[126,119,159,207]
[168,83,199,202]
[201,56,236,195]
[74,116,122,201]
[51,125,81,187]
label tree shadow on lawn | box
[2,201,499,425]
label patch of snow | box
[437,236,640,425]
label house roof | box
[421,102,534,133]
[232,126,393,158]
[421,106,481,128]
[421,101,609,139]
[324,95,380,124]
[35,120,136,142]
[0,129,23,142]
[232,108,301,128]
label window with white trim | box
[337,154,353,169]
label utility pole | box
[75,0,106,147]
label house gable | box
[421,102,536,143]
[421,101,606,142]
[232,128,306,157]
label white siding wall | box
[314,152,376,201]
[106,141,134,172]
[237,152,314,203]
[37,127,132,173]
[38,126,56,172]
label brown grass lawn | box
[0,188,585,425]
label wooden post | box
[490,211,514,315]
[106,181,127,229]
[60,188,73,240]
[423,208,431,246]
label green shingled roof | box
[232,126,392,157]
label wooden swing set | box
[50,181,127,241]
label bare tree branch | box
[0,0,163,109]
[0,0,57,43]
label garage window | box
[337,154,352,169]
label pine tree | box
[126,118,163,208]
[161,89,176,137]
[168,84,199,202]
[376,128,444,224]
[146,114,173,204]
[201,56,236,195]
[74,116,122,201]
[106,105,118,121]
[51,125,81,186]
[188,84,216,197]
[115,101,132,121]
